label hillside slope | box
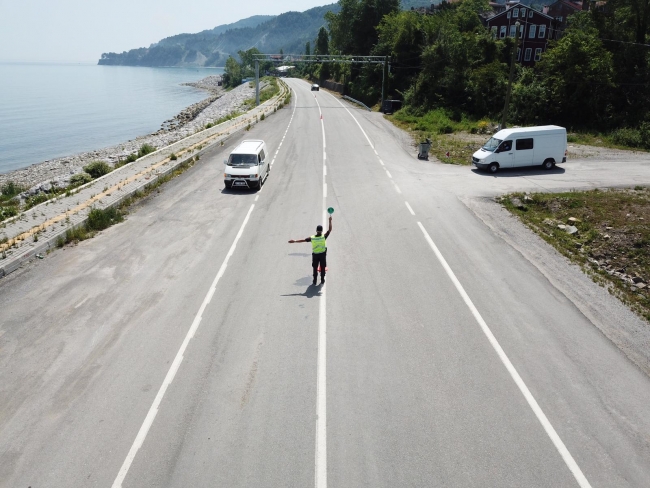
[98,5,337,67]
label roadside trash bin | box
[418,138,432,160]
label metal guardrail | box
[343,96,371,112]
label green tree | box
[223,56,242,88]
[315,27,330,55]
[534,14,615,128]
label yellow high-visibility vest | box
[311,234,326,254]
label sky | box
[0,0,331,63]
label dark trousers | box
[312,252,327,280]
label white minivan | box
[472,125,567,173]
[224,139,270,190]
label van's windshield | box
[228,154,258,166]
[482,137,502,152]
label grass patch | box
[501,187,650,322]
[389,108,493,165]
[1,181,24,200]
[0,205,19,221]
[566,131,650,152]
[83,161,112,179]
[138,144,156,158]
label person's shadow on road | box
[280,276,323,298]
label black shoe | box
[313,278,317,286]
[320,278,325,285]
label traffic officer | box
[288,215,332,285]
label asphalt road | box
[1,78,650,487]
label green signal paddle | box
[327,207,334,215]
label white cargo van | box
[224,139,269,190]
[472,126,567,173]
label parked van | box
[224,140,269,190]
[472,126,567,173]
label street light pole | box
[255,60,260,106]
[501,21,520,130]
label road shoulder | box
[464,195,650,377]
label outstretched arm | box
[328,215,332,233]
[288,238,307,243]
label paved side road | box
[0,79,649,487]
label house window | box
[529,24,537,38]
[510,25,516,37]
[507,10,511,18]
[534,48,542,61]
[529,10,533,17]
[500,25,507,38]
[513,8,519,17]
[558,16,563,22]
[491,26,498,38]
[516,138,534,150]
[539,24,546,38]
[517,47,521,61]
[524,48,532,61]
[521,8,526,16]
[520,24,525,37]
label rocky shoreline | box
[0,77,256,192]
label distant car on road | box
[311,84,320,91]
[224,140,269,190]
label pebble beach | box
[0,76,257,193]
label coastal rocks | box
[0,78,258,191]
[183,75,223,92]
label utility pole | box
[501,21,520,130]
[255,60,260,106]
[381,56,388,107]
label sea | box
[0,62,224,174]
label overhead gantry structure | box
[252,54,390,107]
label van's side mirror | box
[224,159,228,165]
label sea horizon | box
[0,63,224,175]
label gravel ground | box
[0,79,257,192]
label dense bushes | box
[611,123,650,149]
[83,161,112,179]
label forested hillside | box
[317,0,649,145]
[98,5,338,67]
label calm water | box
[0,63,224,174]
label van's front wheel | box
[488,162,499,174]
[542,159,555,170]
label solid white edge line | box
[328,95,373,149]
[416,222,592,488]
[112,203,256,488]
[405,201,415,216]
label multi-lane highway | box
[1,78,650,487]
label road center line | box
[313,91,327,488]
[405,201,415,216]
[111,203,256,488]
[416,222,592,488]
